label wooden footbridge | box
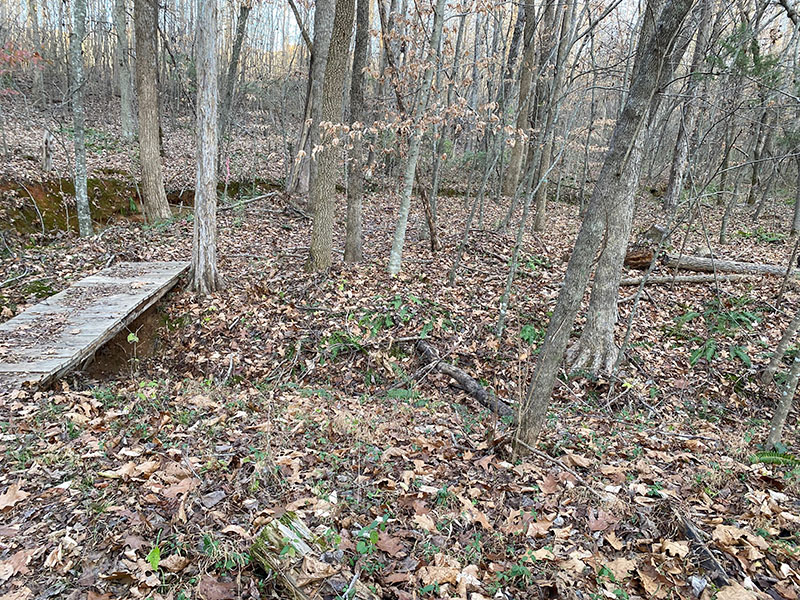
[0,261,188,393]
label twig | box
[0,268,31,289]
[342,567,361,600]
[512,438,607,501]
[18,182,45,235]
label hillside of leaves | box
[2,112,800,600]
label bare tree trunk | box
[70,0,92,237]
[307,0,355,271]
[763,306,800,386]
[719,178,741,245]
[767,354,800,450]
[532,0,575,231]
[502,2,536,197]
[219,2,251,142]
[134,0,172,222]
[662,0,711,216]
[793,158,800,235]
[28,0,44,104]
[191,0,221,294]
[114,0,135,140]
[516,0,694,447]
[345,0,369,264]
[386,0,446,275]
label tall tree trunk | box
[114,0,135,140]
[301,0,336,199]
[134,0,172,222]
[502,2,536,197]
[532,0,576,231]
[767,354,800,450]
[28,0,44,103]
[564,0,693,375]
[307,0,356,271]
[219,2,251,143]
[386,0,446,275]
[793,157,800,235]
[191,0,221,294]
[501,5,525,109]
[661,0,711,216]
[345,0,370,264]
[763,306,800,386]
[70,0,92,237]
[516,0,694,448]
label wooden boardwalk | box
[0,261,188,393]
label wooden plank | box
[0,261,188,393]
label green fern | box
[748,451,800,467]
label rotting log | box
[623,247,654,270]
[415,340,515,418]
[250,513,380,600]
[663,254,799,277]
[620,274,757,286]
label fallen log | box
[623,247,654,270]
[663,254,798,277]
[415,340,515,418]
[250,513,380,600]
[218,191,280,212]
[620,274,757,286]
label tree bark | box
[762,306,800,386]
[516,0,694,448]
[386,0,446,275]
[661,0,711,215]
[565,0,693,376]
[219,2,251,143]
[191,0,221,294]
[767,354,800,450]
[114,0,135,140]
[307,0,355,271]
[792,157,800,235]
[532,0,576,231]
[27,0,44,104]
[345,0,369,264]
[134,0,172,223]
[70,0,92,237]
[502,2,536,197]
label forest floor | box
[2,104,800,600]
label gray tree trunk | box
[114,0,136,140]
[502,2,536,197]
[565,0,693,375]
[308,0,355,271]
[70,0,92,237]
[763,306,800,386]
[386,0,446,275]
[767,354,800,450]
[661,0,711,215]
[134,0,172,222]
[191,0,221,294]
[793,157,800,235]
[301,0,335,200]
[28,0,44,104]
[532,0,576,231]
[219,3,251,143]
[345,0,370,264]
[516,0,694,447]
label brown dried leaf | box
[0,483,29,511]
